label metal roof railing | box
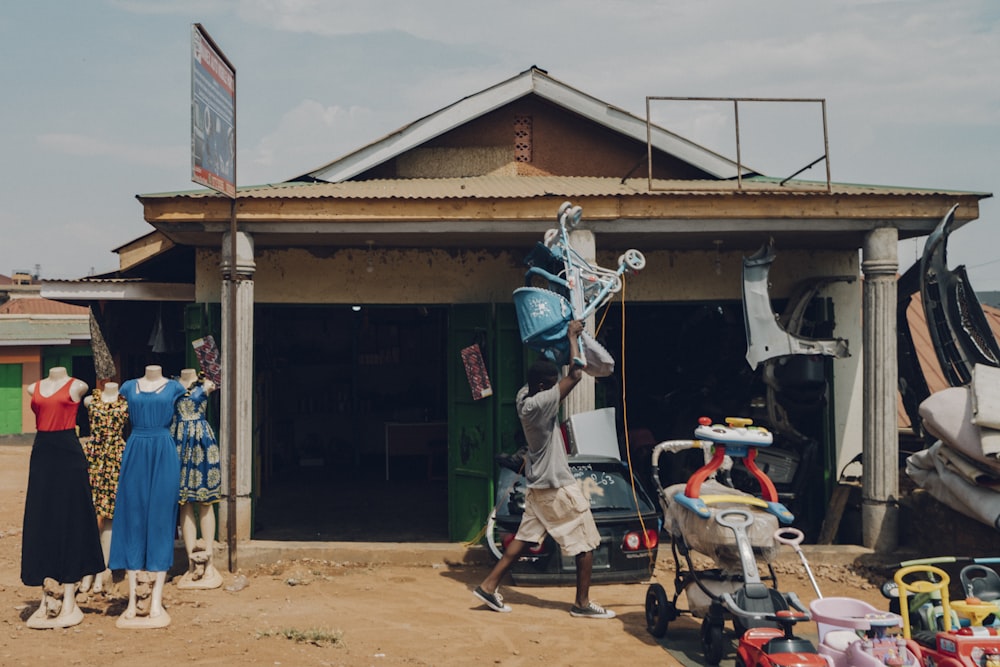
[645,96,831,194]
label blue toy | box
[512,201,645,369]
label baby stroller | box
[512,201,645,372]
[644,418,802,665]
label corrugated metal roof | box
[0,316,89,345]
[0,297,88,315]
[141,175,987,201]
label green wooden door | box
[0,364,22,434]
[448,305,495,541]
[447,304,527,542]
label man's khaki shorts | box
[515,483,601,557]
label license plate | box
[562,545,610,571]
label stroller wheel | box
[563,205,583,229]
[701,618,724,665]
[644,583,673,638]
[620,249,646,271]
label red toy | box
[721,592,828,667]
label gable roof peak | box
[294,67,742,185]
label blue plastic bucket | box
[512,287,571,345]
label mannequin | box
[22,367,105,629]
[173,368,223,589]
[108,365,185,629]
[80,380,128,594]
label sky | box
[2,1,999,287]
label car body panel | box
[742,240,850,370]
[491,455,660,585]
[898,204,1000,438]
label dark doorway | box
[598,301,831,540]
[253,305,449,541]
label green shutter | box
[0,364,23,434]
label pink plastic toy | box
[810,597,921,667]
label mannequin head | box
[178,368,199,388]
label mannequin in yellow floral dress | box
[81,381,129,594]
[172,368,223,589]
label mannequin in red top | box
[22,367,105,629]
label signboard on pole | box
[191,24,236,197]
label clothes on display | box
[108,376,186,572]
[83,387,129,519]
[192,335,221,385]
[21,378,105,588]
[173,377,222,504]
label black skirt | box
[21,429,106,586]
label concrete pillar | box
[565,228,596,419]
[218,230,255,552]
[861,226,899,552]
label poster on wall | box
[460,343,493,400]
[191,24,236,198]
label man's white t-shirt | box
[516,384,576,489]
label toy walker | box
[644,420,801,665]
[674,416,794,525]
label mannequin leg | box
[199,502,218,569]
[58,582,80,619]
[116,570,170,629]
[179,503,197,571]
[177,502,223,589]
[26,581,83,629]
[93,520,113,593]
[150,571,168,617]
[122,570,138,619]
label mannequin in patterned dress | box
[109,365,185,629]
[22,367,105,629]
[173,368,223,589]
[80,381,127,594]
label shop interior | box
[597,301,836,542]
[252,305,450,541]
[250,299,839,543]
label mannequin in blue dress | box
[108,365,185,629]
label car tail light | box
[623,529,659,551]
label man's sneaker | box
[474,586,512,613]
[570,601,616,619]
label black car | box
[486,454,661,585]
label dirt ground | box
[0,438,901,667]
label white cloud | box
[242,99,385,182]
